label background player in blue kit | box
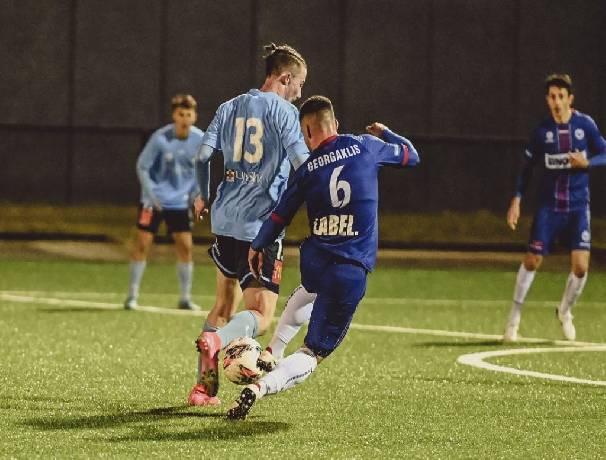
[227,95,420,419]
[187,43,309,406]
[503,74,606,342]
[124,94,204,311]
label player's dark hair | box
[545,74,573,95]
[263,42,306,77]
[299,95,334,121]
[171,94,197,110]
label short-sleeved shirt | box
[137,124,205,209]
[201,89,308,241]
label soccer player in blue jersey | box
[124,94,205,311]
[227,95,420,419]
[187,43,310,406]
[503,74,606,342]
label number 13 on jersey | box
[233,117,264,164]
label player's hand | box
[507,197,521,230]
[193,196,208,222]
[248,247,264,280]
[366,122,389,138]
[569,151,589,169]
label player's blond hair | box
[263,43,306,76]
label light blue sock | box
[128,261,146,299]
[216,311,260,349]
[177,262,193,301]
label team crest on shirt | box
[545,131,554,143]
[164,152,174,161]
[575,129,585,140]
[582,230,590,242]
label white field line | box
[2,289,606,309]
[3,290,606,386]
[457,347,606,386]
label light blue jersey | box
[137,124,205,210]
[197,89,309,241]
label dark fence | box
[1,0,606,213]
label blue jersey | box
[198,89,309,241]
[136,124,205,209]
[253,130,420,271]
[515,110,606,212]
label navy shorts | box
[528,205,591,255]
[300,240,367,358]
[208,235,284,294]
[136,205,192,234]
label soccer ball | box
[222,337,263,385]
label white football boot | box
[557,309,576,341]
[502,323,519,342]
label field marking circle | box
[457,346,606,386]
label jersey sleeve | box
[136,131,162,207]
[195,144,217,201]
[585,116,606,168]
[513,128,541,198]
[252,170,307,250]
[202,104,225,150]
[278,105,309,170]
[361,130,420,167]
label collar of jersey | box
[313,135,339,153]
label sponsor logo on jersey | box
[544,153,571,169]
[312,214,358,236]
[307,144,361,172]
[545,131,554,143]
[575,129,585,140]
[224,169,264,184]
[164,151,175,161]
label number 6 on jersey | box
[329,165,351,208]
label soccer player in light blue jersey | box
[227,95,420,419]
[188,43,310,406]
[124,94,205,311]
[503,74,606,342]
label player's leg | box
[557,208,591,340]
[166,210,200,310]
[503,208,555,341]
[267,285,316,359]
[125,206,160,309]
[228,252,367,420]
[206,238,283,352]
[188,236,241,406]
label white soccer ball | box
[222,337,263,385]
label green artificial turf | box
[1,260,605,458]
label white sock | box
[128,261,146,299]
[268,285,316,359]
[177,262,193,301]
[558,272,587,318]
[507,264,536,327]
[258,349,318,396]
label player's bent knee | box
[299,346,324,364]
[523,254,542,271]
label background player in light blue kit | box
[504,74,606,342]
[124,94,204,311]
[188,43,309,406]
[227,95,420,419]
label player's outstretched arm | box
[366,122,420,167]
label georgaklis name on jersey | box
[544,150,586,169]
[307,144,361,172]
[312,214,358,236]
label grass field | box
[1,257,606,459]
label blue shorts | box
[299,240,367,358]
[528,205,591,255]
